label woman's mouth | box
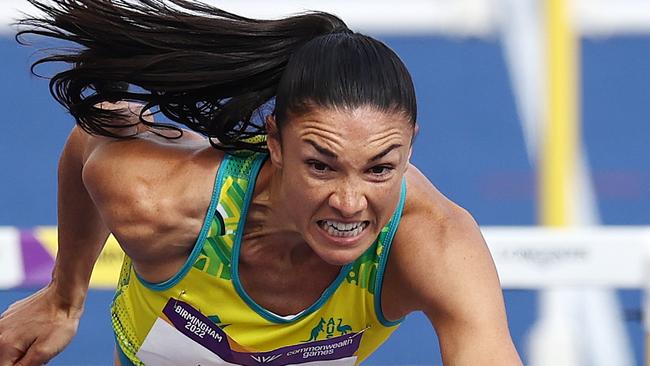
[317,220,370,238]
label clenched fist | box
[0,285,82,366]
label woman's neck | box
[244,159,313,262]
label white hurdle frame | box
[483,226,650,346]
[484,226,650,289]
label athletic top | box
[111,152,407,366]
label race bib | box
[136,299,362,366]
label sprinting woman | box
[0,1,522,365]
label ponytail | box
[17,0,349,151]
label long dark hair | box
[17,0,417,152]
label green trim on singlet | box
[374,178,407,327]
[115,335,137,366]
[134,155,228,291]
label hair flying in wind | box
[17,0,417,152]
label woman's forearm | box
[50,127,111,310]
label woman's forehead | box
[283,106,413,159]
[285,105,413,136]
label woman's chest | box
[237,255,342,316]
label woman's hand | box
[0,284,82,366]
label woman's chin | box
[309,232,373,265]
[317,250,360,266]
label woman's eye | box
[307,160,330,172]
[369,166,393,175]
[313,162,328,171]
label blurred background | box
[1,0,649,365]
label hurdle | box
[484,226,650,366]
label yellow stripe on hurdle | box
[35,227,124,288]
[540,0,580,227]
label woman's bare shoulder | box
[383,165,519,363]
[69,103,226,259]
[395,163,485,265]
[380,164,486,317]
[77,102,222,179]
[81,127,222,206]
[400,163,471,231]
[77,101,215,159]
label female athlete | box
[0,1,522,365]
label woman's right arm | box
[0,126,111,366]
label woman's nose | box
[328,183,368,218]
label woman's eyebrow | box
[370,144,402,162]
[306,140,338,159]
[305,139,402,162]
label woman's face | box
[267,106,415,266]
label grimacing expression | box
[268,106,415,266]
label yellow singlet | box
[111,152,407,366]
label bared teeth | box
[324,220,362,231]
[319,221,367,237]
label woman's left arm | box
[382,167,522,365]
